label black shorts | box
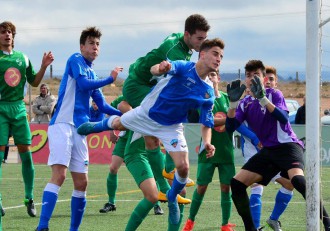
[242,142,304,186]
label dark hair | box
[245,60,266,76]
[0,21,16,48]
[184,14,210,35]
[266,65,277,76]
[80,27,102,45]
[199,38,225,52]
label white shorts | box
[120,106,188,153]
[48,123,89,173]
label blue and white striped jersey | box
[141,60,215,128]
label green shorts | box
[196,162,235,186]
[124,131,153,186]
[0,101,31,145]
[112,132,129,159]
[122,78,153,108]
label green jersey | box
[199,91,234,164]
[0,50,36,102]
[127,32,192,87]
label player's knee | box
[110,163,120,174]
[109,116,121,130]
[74,179,88,191]
[145,191,158,204]
[51,174,66,186]
[0,151,4,164]
[291,175,306,199]
[197,185,208,195]
[176,164,189,178]
[231,178,248,198]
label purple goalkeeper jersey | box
[236,88,304,148]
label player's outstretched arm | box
[150,60,171,76]
[31,51,54,87]
[226,79,246,117]
[201,125,215,158]
[109,66,123,82]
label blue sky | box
[2,0,330,79]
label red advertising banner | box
[30,124,114,164]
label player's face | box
[245,69,264,88]
[208,71,219,84]
[264,73,277,88]
[202,46,223,72]
[80,36,100,62]
[185,30,208,52]
[0,27,13,49]
[92,102,98,110]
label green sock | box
[168,195,185,231]
[188,189,204,221]
[125,198,154,231]
[19,152,35,199]
[165,152,175,173]
[146,148,170,193]
[0,151,4,182]
[0,152,3,231]
[221,191,232,226]
[107,173,117,204]
[154,183,160,207]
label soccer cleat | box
[35,228,49,231]
[182,219,195,231]
[99,202,116,213]
[266,218,282,231]
[0,199,4,217]
[186,178,195,187]
[153,204,164,215]
[257,227,265,231]
[1,207,5,217]
[163,168,175,180]
[77,122,101,135]
[221,222,236,231]
[162,168,196,187]
[77,117,112,136]
[166,190,180,225]
[24,198,37,217]
[158,192,191,204]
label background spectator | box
[89,100,105,122]
[31,83,56,123]
[321,109,330,125]
[295,96,306,124]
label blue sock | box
[38,190,58,229]
[167,172,187,202]
[70,191,86,231]
[92,117,111,133]
[270,187,293,220]
[250,193,262,228]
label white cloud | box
[2,0,330,75]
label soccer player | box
[238,67,295,230]
[182,71,236,231]
[78,38,225,226]
[99,96,169,216]
[225,59,330,231]
[121,14,210,215]
[35,26,122,231]
[0,21,54,219]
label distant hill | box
[46,70,330,83]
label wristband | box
[229,101,239,109]
[259,96,270,107]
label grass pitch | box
[1,163,330,230]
